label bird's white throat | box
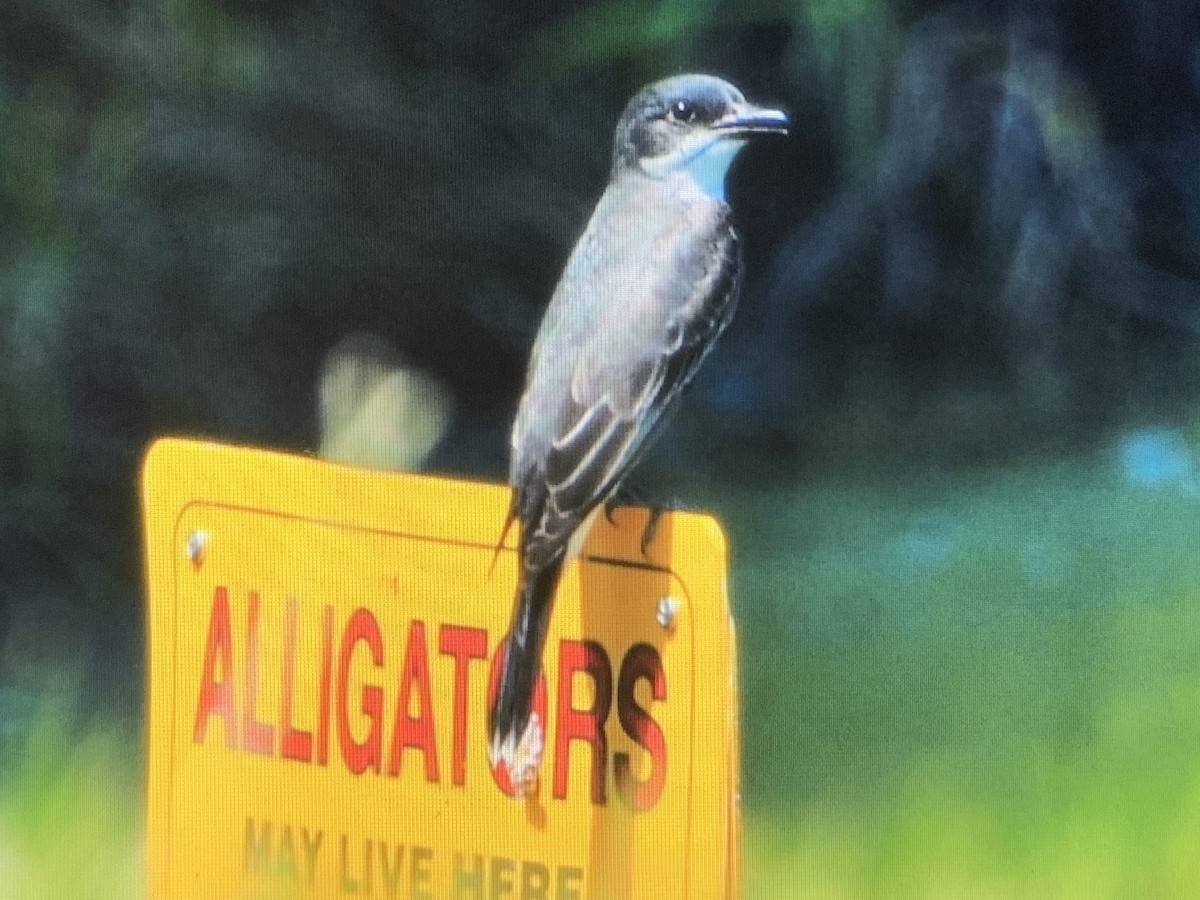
[638,136,748,201]
[681,138,747,202]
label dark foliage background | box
[2,0,1200,893]
[4,0,1197,608]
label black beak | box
[715,102,789,136]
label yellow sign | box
[141,438,739,899]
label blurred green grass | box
[5,445,1200,897]
[0,687,142,899]
[735,450,1200,897]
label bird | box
[489,74,788,791]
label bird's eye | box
[666,99,697,124]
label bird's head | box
[612,74,788,197]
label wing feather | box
[511,195,740,565]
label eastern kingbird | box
[490,74,787,790]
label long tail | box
[489,554,564,780]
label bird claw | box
[640,505,666,556]
[604,489,686,558]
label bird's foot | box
[602,491,628,527]
[604,489,687,557]
[639,504,671,557]
[489,713,544,798]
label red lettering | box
[316,604,334,766]
[439,625,487,787]
[388,621,440,781]
[242,591,276,755]
[614,643,667,811]
[280,597,313,762]
[194,586,237,748]
[191,585,663,804]
[552,640,612,805]
[337,608,385,774]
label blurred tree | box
[0,0,1198,620]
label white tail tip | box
[488,713,544,798]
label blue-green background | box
[4,1,1200,897]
